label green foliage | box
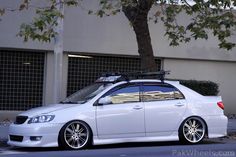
[1,0,236,50]
[95,0,236,50]
[179,80,219,96]
[158,0,236,50]
[16,0,80,42]
[94,0,122,17]
[64,0,79,6]
[18,7,62,42]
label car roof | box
[110,79,180,87]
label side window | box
[142,84,184,102]
[102,85,140,104]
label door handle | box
[133,105,143,110]
[175,103,185,107]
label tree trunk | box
[122,2,157,72]
[133,13,157,72]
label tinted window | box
[63,83,112,104]
[142,84,184,101]
[102,85,140,104]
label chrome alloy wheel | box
[183,117,206,143]
[64,121,89,149]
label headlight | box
[28,115,55,124]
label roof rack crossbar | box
[100,70,170,83]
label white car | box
[8,73,228,150]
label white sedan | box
[8,76,228,149]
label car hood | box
[19,103,80,117]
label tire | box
[179,117,206,144]
[58,120,92,150]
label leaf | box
[88,10,93,14]
[65,0,78,6]
[97,10,105,17]
[219,41,236,50]
[154,10,161,17]
[191,4,200,12]
[0,8,5,16]
[100,0,108,5]
[19,4,27,11]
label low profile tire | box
[58,120,92,150]
[179,117,206,144]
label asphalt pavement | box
[228,119,236,133]
[0,139,236,157]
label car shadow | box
[8,139,224,152]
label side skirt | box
[93,135,179,145]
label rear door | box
[142,83,187,136]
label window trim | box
[95,83,142,106]
[140,82,185,102]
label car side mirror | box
[98,96,112,105]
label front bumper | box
[8,123,64,147]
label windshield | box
[62,83,112,104]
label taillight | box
[217,102,224,110]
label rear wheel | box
[179,117,206,144]
[58,120,91,150]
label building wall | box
[0,0,236,61]
[164,58,236,115]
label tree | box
[122,1,157,71]
[1,0,236,71]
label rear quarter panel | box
[179,86,228,138]
[191,96,224,116]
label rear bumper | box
[7,123,64,147]
[203,115,228,138]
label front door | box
[96,83,145,139]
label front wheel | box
[179,117,206,144]
[58,120,91,150]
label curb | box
[0,122,10,148]
[0,139,8,148]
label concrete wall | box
[164,58,236,115]
[43,52,69,105]
[0,0,236,61]
[0,111,21,122]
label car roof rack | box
[96,70,170,83]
